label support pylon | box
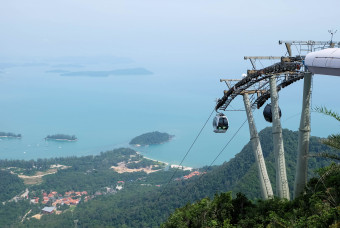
[269,76,290,200]
[294,72,312,198]
[243,93,273,199]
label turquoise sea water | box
[0,62,339,168]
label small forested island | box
[129,131,174,146]
[60,67,153,77]
[45,134,77,141]
[0,132,21,138]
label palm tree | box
[314,106,340,160]
[311,107,340,209]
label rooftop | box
[42,207,56,213]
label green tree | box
[314,106,340,160]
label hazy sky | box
[1,0,339,66]
[0,0,339,163]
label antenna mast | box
[328,29,338,47]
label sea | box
[0,60,339,168]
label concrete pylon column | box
[243,93,273,199]
[269,75,290,200]
[294,72,312,198]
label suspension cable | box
[157,108,215,200]
[183,118,248,200]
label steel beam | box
[244,56,281,60]
[269,76,290,200]
[243,93,273,199]
[294,72,312,198]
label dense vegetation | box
[0,132,21,138]
[0,201,38,228]
[0,147,189,227]
[0,170,25,202]
[162,163,339,227]
[130,131,173,146]
[45,134,77,141]
[225,127,335,199]
[0,148,169,194]
[126,158,164,170]
[14,128,336,227]
[0,158,57,175]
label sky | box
[1,0,339,71]
[0,0,339,165]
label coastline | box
[136,151,193,171]
[45,138,77,142]
[0,136,21,139]
[136,151,169,165]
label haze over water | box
[0,61,338,168]
[0,0,339,168]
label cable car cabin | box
[263,103,282,123]
[213,113,229,133]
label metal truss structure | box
[216,57,303,112]
[216,40,339,112]
[215,39,338,200]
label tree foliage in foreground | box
[314,106,340,160]
[162,163,340,228]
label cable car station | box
[214,36,340,200]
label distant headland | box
[129,131,174,146]
[60,67,153,77]
[0,132,21,138]
[45,134,77,141]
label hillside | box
[162,163,340,227]
[17,127,337,227]
[0,170,25,202]
[207,127,334,199]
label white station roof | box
[42,206,56,213]
[305,48,340,76]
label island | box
[60,67,153,77]
[129,131,174,146]
[0,132,21,138]
[45,134,77,141]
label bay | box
[0,62,339,168]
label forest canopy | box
[45,134,77,141]
[130,131,173,146]
[0,132,21,138]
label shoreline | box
[45,138,77,142]
[136,151,169,165]
[136,151,193,171]
[0,136,21,139]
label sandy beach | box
[136,152,193,171]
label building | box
[41,207,56,214]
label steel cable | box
[157,108,215,200]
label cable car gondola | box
[263,103,282,123]
[213,113,229,133]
